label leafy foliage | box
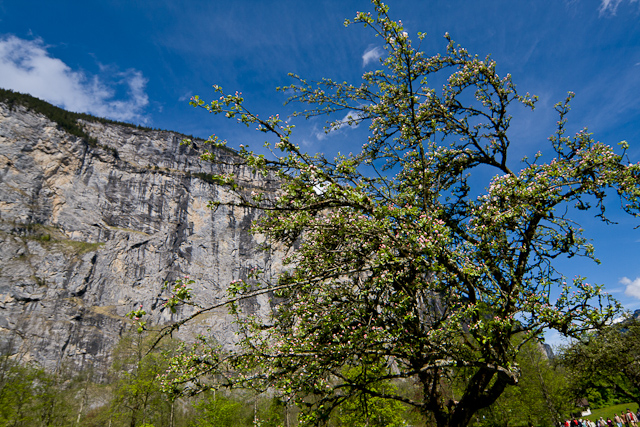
[0,352,92,427]
[475,341,574,427]
[333,365,409,427]
[108,331,181,427]
[562,316,640,408]
[192,392,253,426]
[151,1,639,426]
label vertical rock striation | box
[0,101,279,373]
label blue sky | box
[1,0,639,336]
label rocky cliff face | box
[0,101,279,374]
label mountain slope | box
[0,93,278,373]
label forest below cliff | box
[2,324,636,427]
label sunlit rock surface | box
[0,102,279,373]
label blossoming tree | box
[153,2,640,426]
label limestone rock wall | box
[0,103,279,373]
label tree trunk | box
[432,367,514,427]
[75,379,89,427]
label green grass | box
[8,222,105,255]
[585,403,639,423]
[58,240,105,255]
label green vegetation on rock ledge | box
[7,222,104,256]
[0,88,152,136]
[0,87,237,157]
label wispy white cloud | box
[312,110,363,141]
[0,35,149,123]
[331,110,363,131]
[599,0,639,16]
[621,277,640,299]
[312,123,328,141]
[362,45,384,67]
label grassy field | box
[584,403,639,423]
